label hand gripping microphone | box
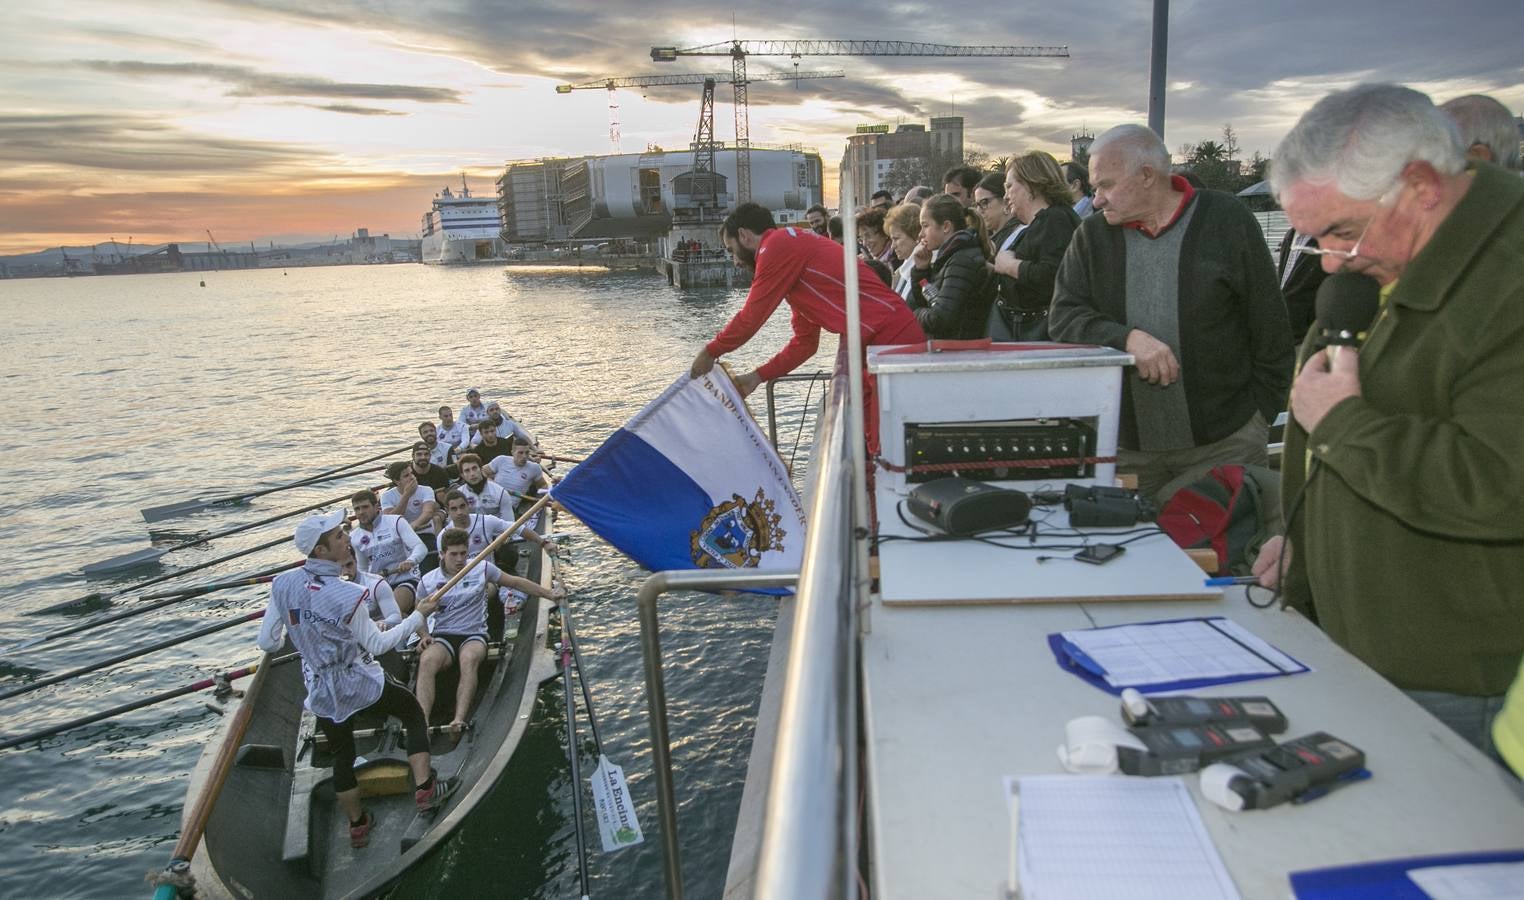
[1313,272,1381,358]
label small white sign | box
[589,755,643,852]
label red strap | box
[878,340,1096,356]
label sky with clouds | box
[1,0,1520,254]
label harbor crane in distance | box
[651,39,1070,202]
[556,69,845,152]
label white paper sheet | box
[1408,861,1524,899]
[1061,617,1307,689]
[1005,775,1241,900]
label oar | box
[0,651,295,752]
[0,609,265,702]
[559,636,593,900]
[554,558,643,853]
[147,651,282,900]
[87,488,368,577]
[538,454,584,465]
[140,443,408,522]
[26,529,302,619]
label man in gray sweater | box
[1049,124,1293,502]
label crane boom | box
[556,69,845,93]
[653,40,1069,59]
[652,39,1068,202]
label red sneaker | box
[349,811,375,849]
[415,773,459,813]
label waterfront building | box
[837,116,965,210]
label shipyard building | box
[838,117,964,211]
[497,146,824,246]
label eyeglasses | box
[1297,183,1402,262]
[974,197,1001,210]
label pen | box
[1204,575,1260,587]
[1292,768,1372,804]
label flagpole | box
[837,173,868,900]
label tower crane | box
[556,69,845,152]
[652,40,1070,202]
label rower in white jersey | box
[439,488,556,561]
[340,555,403,628]
[417,420,456,469]
[473,400,536,449]
[349,488,426,615]
[257,511,456,850]
[453,454,513,520]
[435,405,470,460]
[414,527,565,729]
[381,461,438,572]
[487,442,555,524]
[459,387,490,433]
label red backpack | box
[1158,465,1281,576]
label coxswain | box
[258,511,457,849]
[413,527,565,730]
[459,388,490,432]
[381,461,439,573]
[435,405,470,458]
[350,488,426,615]
[340,553,402,628]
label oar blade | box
[81,547,168,577]
[140,498,217,523]
[589,754,643,852]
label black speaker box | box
[907,477,1032,535]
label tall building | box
[837,117,964,211]
[1070,129,1095,163]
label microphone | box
[1314,273,1381,361]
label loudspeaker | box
[907,477,1032,535]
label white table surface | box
[861,588,1524,899]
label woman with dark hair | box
[993,151,1082,340]
[1063,160,1094,218]
[856,208,898,268]
[906,193,994,339]
[975,171,1022,339]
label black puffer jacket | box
[908,229,993,339]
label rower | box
[435,405,470,460]
[350,489,426,615]
[412,527,565,730]
[467,422,510,468]
[381,461,439,574]
[417,422,457,471]
[440,488,556,562]
[257,511,458,850]
[454,454,512,519]
[479,400,535,449]
[406,439,452,494]
[340,554,403,629]
[486,442,557,572]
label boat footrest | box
[236,743,285,769]
[281,768,324,864]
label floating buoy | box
[199,280,206,287]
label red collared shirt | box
[1124,175,1196,238]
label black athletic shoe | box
[415,773,459,813]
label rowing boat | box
[181,513,559,900]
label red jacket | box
[706,226,924,380]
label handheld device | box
[1121,688,1288,734]
[1074,544,1125,565]
[1200,732,1368,811]
[1116,721,1275,776]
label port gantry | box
[556,69,845,152]
[651,39,1070,203]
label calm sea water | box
[0,264,831,899]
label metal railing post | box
[637,569,800,900]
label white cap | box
[294,509,347,556]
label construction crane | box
[556,69,845,152]
[652,40,1070,202]
[205,229,223,254]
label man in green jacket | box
[1254,83,1524,756]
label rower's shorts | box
[386,575,421,594]
[432,632,488,661]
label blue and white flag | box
[550,369,806,575]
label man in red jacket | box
[690,203,925,453]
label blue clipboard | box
[1290,849,1524,898]
[1046,616,1310,696]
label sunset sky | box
[1,0,1520,255]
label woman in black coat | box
[991,151,1082,340]
[907,194,994,339]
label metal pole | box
[1148,0,1170,139]
[638,569,799,900]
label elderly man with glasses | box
[1254,83,1524,759]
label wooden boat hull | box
[183,538,558,900]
